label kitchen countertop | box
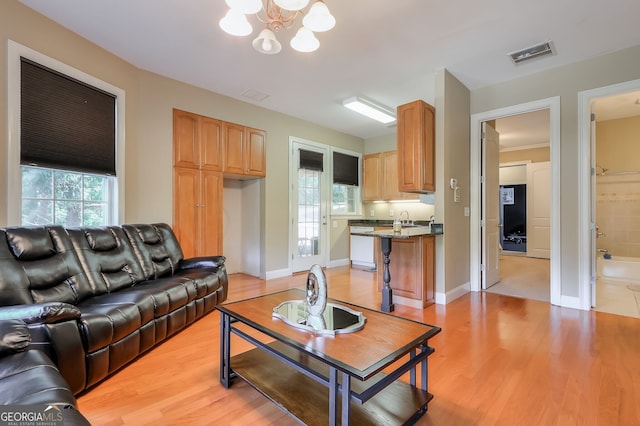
[348,219,431,227]
[351,227,443,238]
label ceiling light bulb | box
[302,1,335,32]
[290,27,319,52]
[225,0,263,14]
[219,8,253,36]
[274,0,309,11]
[252,28,282,54]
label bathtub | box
[596,255,640,283]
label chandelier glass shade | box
[219,0,335,54]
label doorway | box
[470,97,561,306]
[289,138,329,273]
[578,79,640,316]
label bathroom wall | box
[596,116,640,256]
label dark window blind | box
[20,57,117,175]
[333,152,359,186]
[299,149,323,172]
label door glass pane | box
[298,168,321,257]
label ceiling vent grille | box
[508,41,555,65]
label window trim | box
[7,40,125,225]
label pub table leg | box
[381,236,395,312]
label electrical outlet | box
[370,209,375,217]
[332,220,337,228]
[389,209,394,217]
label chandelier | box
[219,0,336,54]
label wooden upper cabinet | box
[200,116,223,171]
[173,109,222,171]
[397,100,435,193]
[381,151,402,201]
[245,127,266,177]
[223,122,246,175]
[362,151,418,201]
[362,153,381,202]
[223,124,266,178]
[173,110,199,168]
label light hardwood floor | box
[76,266,640,425]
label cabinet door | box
[397,100,435,192]
[223,123,246,175]
[362,153,381,201]
[245,127,266,177]
[173,167,200,258]
[173,110,199,168]
[381,151,402,201]
[200,117,223,171]
[200,171,223,255]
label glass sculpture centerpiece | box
[272,264,366,335]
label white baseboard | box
[329,258,350,268]
[265,268,291,280]
[435,282,470,305]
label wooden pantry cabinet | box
[397,100,435,193]
[362,151,418,201]
[172,109,266,257]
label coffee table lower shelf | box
[231,344,432,426]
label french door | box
[290,140,329,273]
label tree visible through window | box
[21,165,112,227]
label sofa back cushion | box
[0,226,88,306]
[122,223,184,280]
[67,226,146,299]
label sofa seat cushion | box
[173,268,221,299]
[131,277,198,317]
[78,291,155,325]
[77,304,142,352]
[0,350,76,406]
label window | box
[21,166,114,227]
[15,51,120,227]
[331,149,361,215]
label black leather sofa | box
[0,319,90,424]
[0,223,227,416]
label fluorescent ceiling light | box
[342,97,396,124]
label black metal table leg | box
[381,236,395,312]
[220,312,232,388]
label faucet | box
[399,210,411,225]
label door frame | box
[288,137,330,273]
[578,79,640,311]
[470,97,561,306]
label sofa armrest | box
[0,319,31,356]
[179,255,226,270]
[0,303,81,325]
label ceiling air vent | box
[508,41,555,65]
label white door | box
[482,122,501,288]
[291,141,329,273]
[526,161,551,259]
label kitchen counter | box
[351,226,440,312]
[351,227,442,238]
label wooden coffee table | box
[217,288,441,425]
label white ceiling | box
[18,0,640,141]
